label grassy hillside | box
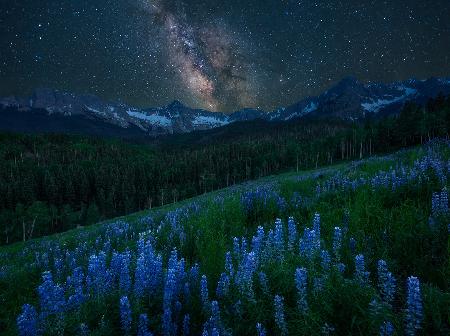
[1,95,449,246]
[0,139,449,335]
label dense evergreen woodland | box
[0,95,449,244]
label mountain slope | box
[1,76,449,137]
[1,141,449,335]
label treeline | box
[0,95,449,244]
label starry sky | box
[1,0,450,112]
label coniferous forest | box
[1,95,449,245]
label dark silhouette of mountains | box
[1,76,449,138]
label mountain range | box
[1,76,449,138]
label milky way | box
[1,0,449,112]
[137,0,257,111]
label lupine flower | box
[321,250,331,272]
[256,323,267,336]
[377,260,396,305]
[432,189,449,217]
[299,228,318,260]
[274,295,287,336]
[189,264,200,285]
[354,254,369,285]
[313,213,321,241]
[164,267,177,309]
[211,328,219,336]
[86,252,110,296]
[163,307,173,336]
[78,323,89,336]
[241,238,248,256]
[66,267,86,310]
[216,273,230,298]
[273,219,285,260]
[210,301,221,330]
[332,227,342,261]
[224,252,234,277]
[183,314,190,336]
[233,237,240,259]
[200,275,209,310]
[295,268,308,314]
[252,226,265,260]
[119,296,132,335]
[17,304,38,336]
[236,251,257,299]
[38,271,65,317]
[137,314,153,336]
[134,254,148,299]
[287,217,297,251]
[321,323,335,336]
[149,254,163,294]
[405,276,423,336]
[380,321,394,336]
[119,252,131,294]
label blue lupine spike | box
[200,275,209,310]
[377,260,396,305]
[233,237,240,261]
[313,213,321,241]
[163,307,173,336]
[78,323,89,336]
[295,268,308,314]
[134,254,147,299]
[164,266,177,309]
[38,271,65,318]
[17,304,38,336]
[137,314,153,336]
[274,295,287,336]
[182,314,190,336]
[332,227,342,261]
[120,252,131,294]
[216,273,230,298]
[224,252,234,277]
[320,250,331,272]
[256,323,266,336]
[354,254,369,285]
[405,276,423,336]
[379,321,394,336]
[287,217,297,251]
[210,300,221,330]
[235,251,257,299]
[273,219,285,260]
[119,296,132,335]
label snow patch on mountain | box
[126,109,172,127]
[361,86,417,113]
[85,106,106,117]
[303,101,318,114]
[192,115,229,126]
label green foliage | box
[0,141,449,335]
[0,95,449,247]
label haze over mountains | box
[1,76,449,138]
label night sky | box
[1,1,450,112]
